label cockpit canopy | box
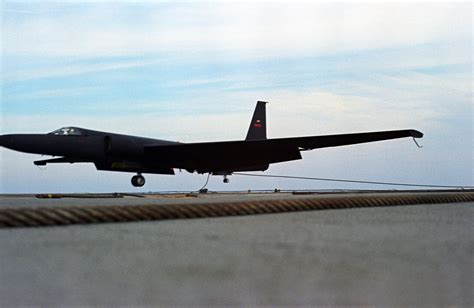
[49,127,84,136]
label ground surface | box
[0,193,473,306]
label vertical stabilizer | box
[245,101,267,140]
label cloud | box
[1,2,471,193]
[3,3,471,59]
[1,72,468,139]
[2,59,164,82]
[1,86,471,193]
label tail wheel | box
[223,175,230,183]
[131,174,145,187]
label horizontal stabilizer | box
[34,157,89,165]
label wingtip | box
[410,130,424,138]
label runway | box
[1,191,473,306]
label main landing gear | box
[131,174,145,187]
[223,175,230,184]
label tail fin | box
[245,101,267,140]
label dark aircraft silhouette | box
[0,101,423,187]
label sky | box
[0,1,472,193]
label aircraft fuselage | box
[0,131,175,160]
[0,101,423,187]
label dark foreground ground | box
[0,192,473,306]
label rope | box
[233,173,474,189]
[1,191,473,228]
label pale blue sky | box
[1,2,472,192]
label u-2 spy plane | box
[0,101,423,187]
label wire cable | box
[233,173,474,189]
[197,173,211,191]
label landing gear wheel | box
[223,175,230,184]
[131,174,145,187]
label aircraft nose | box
[0,135,12,148]
[0,134,52,154]
[0,134,25,150]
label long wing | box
[145,129,423,173]
[271,129,423,150]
